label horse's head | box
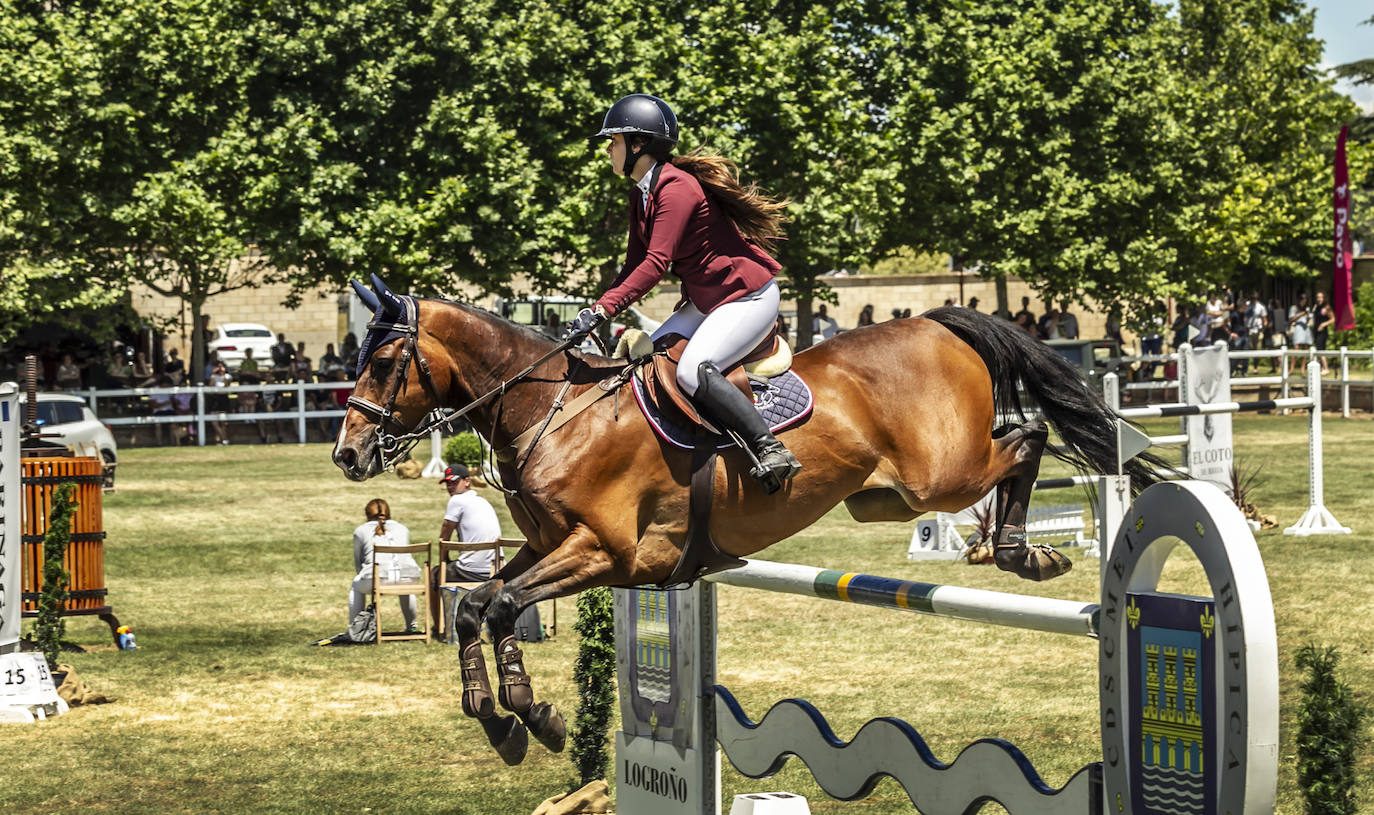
[332,274,447,481]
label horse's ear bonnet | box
[352,276,413,373]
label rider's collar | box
[635,162,661,209]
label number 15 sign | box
[0,653,68,723]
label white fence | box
[1113,344,1374,418]
[73,381,354,446]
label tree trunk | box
[995,274,1010,318]
[190,298,205,385]
[795,295,814,351]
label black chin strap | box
[623,145,646,176]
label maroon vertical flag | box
[1334,125,1356,330]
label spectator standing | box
[1205,290,1229,343]
[900,307,911,319]
[438,465,502,581]
[856,304,875,327]
[1140,301,1165,378]
[966,297,980,312]
[1313,291,1334,375]
[1013,297,1037,337]
[54,354,82,390]
[239,347,261,378]
[270,333,295,376]
[1189,304,1211,346]
[1170,304,1192,350]
[1288,293,1312,374]
[1227,299,1250,374]
[1104,308,1124,347]
[293,342,313,382]
[1057,300,1079,339]
[203,350,223,384]
[207,360,232,444]
[150,376,176,446]
[812,305,839,340]
[889,308,903,321]
[341,332,360,378]
[163,347,185,384]
[1037,306,1060,340]
[319,343,344,376]
[1266,298,1288,373]
[1244,294,1267,361]
[132,351,157,388]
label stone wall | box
[132,272,1134,360]
[635,273,1126,346]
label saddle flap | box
[639,336,753,434]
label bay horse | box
[332,277,1165,764]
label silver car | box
[21,392,118,487]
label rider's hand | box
[565,307,606,340]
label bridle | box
[344,296,445,469]
[346,295,595,473]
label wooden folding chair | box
[371,542,431,644]
[434,539,510,641]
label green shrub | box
[568,587,615,789]
[34,483,77,670]
[1296,644,1367,815]
[1331,280,1374,351]
[442,432,483,469]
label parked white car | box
[20,392,118,487]
[208,323,276,370]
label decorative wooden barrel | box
[20,456,109,616]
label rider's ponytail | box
[668,148,789,248]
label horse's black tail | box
[922,306,1171,495]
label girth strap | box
[657,446,746,589]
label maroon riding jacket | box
[595,162,781,317]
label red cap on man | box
[440,465,469,483]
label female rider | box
[569,94,800,493]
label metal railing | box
[78,380,353,446]
[1110,345,1374,417]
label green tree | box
[1171,0,1357,290]
[674,0,899,347]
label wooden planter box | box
[20,456,110,618]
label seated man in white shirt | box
[439,465,503,581]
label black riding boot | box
[693,362,801,494]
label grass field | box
[2,413,1371,814]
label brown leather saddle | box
[636,331,787,433]
[616,329,793,588]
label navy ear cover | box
[351,279,380,313]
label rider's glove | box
[565,307,606,340]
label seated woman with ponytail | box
[348,498,422,632]
[572,93,800,493]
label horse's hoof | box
[479,713,529,766]
[524,702,567,753]
[495,636,534,714]
[997,542,1073,581]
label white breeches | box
[651,280,780,396]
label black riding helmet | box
[592,94,678,175]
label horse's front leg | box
[486,523,621,756]
[454,546,542,766]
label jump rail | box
[614,481,1278,815]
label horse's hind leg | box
[485,525,619,755]
[990,419,1073,581]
